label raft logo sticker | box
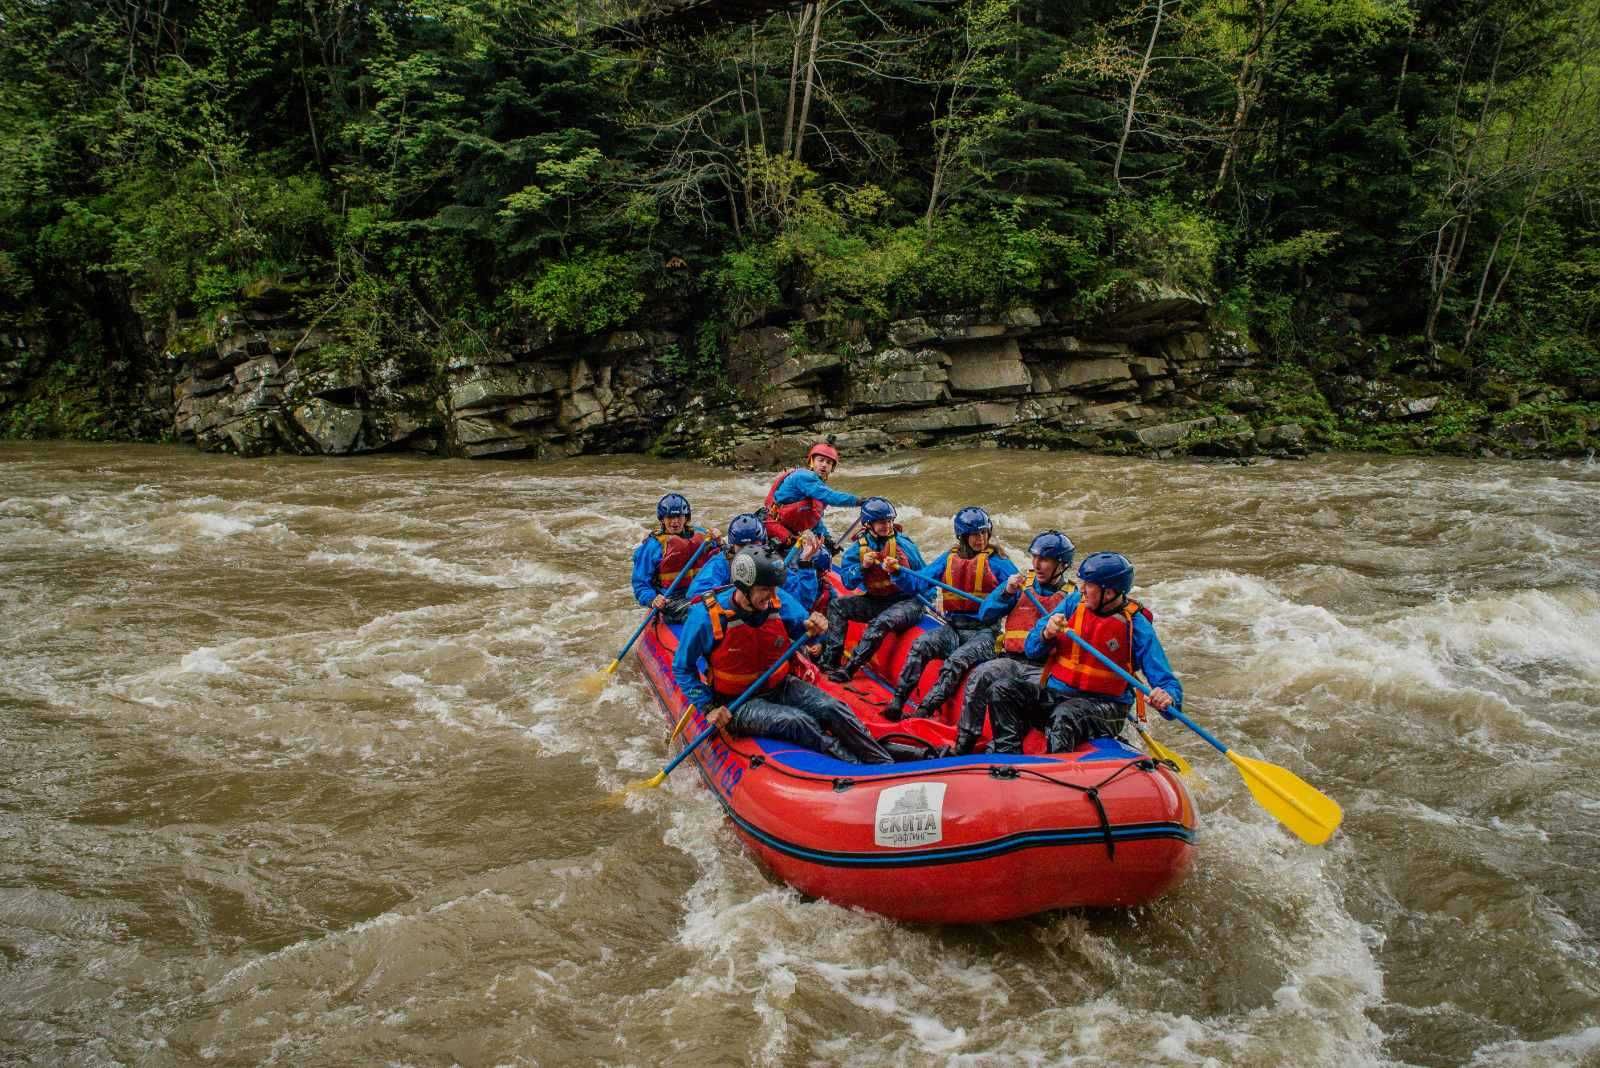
[874,783,947,848]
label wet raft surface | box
[2,442,1599,1065]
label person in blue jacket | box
[885,507,1020,720]
[688,513,830,609]
[630,493,720,623]
[673,549,891,764]
[762,442,860,548]
[818,497,927,687]
[988,551,1181,754]
[945,530,1077,756]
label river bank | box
[4,279,1596,465]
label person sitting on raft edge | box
[673,548,893,765]
[630,493,720,624]
[884,506,1020,721]
[988,551,1181,755]
[688,512,830,609]
[762,441,859,551]
[818,496,929,688]
[948,530,1077,756]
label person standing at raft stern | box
[819,496,928,689]
[674,549,893,765]
[988,551,1181,755]
[630,493,720,624]
[945,530,1077,756]
[886,507,1019,721]
[763,441,859,549]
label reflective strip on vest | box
[940,548,994,615]
[998,575,1069,655]
[860,534,900,597]
[705,592,793,699]
[656,530,708,590]
[1041,600,1141,698]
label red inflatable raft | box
[635,582,1197,924]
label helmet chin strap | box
[1090,591,1128,616]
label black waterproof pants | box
[731,677,894,764]
[988,675,1129,754]
[891,618,997,711]
[949,655,1033,754]
[820,594,924,671]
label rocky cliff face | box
[8,277,1290,460]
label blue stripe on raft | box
[688,756,1193,867]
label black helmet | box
[731,547,787,592]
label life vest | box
[1040,598,1152,699]
[940,547,997,615]
[858,530,903,597]
[703,591,793,700]
[996,574,1072,655]
[654,529,708,591]
[763,468,826,541]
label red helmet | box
[806,442,840,464]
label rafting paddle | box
[619,630,811,795]
[1020,586,1191,775]
[1025,590,1342,845]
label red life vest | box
[940,547,997,615]
[654,529,708,591]
[997,574,1072,655]
[703,591,793,700]
[1040,599,1151,698]
[763,468,826,541]
[858,530,903,597]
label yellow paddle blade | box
[604,658,620,675]
[1227,750,1343,846]
[1138,726,1191,775]
[573,671,610,698]
[668,706,695,744]
[601,769,668,806]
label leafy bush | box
[508,249,645,333]
[1103,196,1222,292]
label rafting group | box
[627,441,1180,766]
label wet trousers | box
[731,677,893,764]
[819,594,924,671]
[988,676,1129,755]
[891,618,998,712]
[949,655,1033,754]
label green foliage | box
[508,250,645,334]
[1103,197,1222,293]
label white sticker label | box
[874,782,947,848]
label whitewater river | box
[2,441,1597,1066]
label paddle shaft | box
[611,534,718,665]
[658,631,812,779]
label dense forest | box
[2,0,1598,452]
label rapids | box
[1,441,1597,1066]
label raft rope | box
[736,746,1157,860]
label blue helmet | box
[727,513,767,546]
[1027,530,1075,566]
[859,496,897,524]
[1077,551,1134,594]
[953,506,992,538]
[657,493,691,521]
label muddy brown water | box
[2,442,1598,1066]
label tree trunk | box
[792,0,825,164]
[1114,0,1168,188]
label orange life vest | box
[704,591,793,700]
[858,530,903,597]
[940,547,997,615]
[654,529,708,591]
[1040,599,1151,699]
[997,574,1072,655]
[764,468,826,541]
